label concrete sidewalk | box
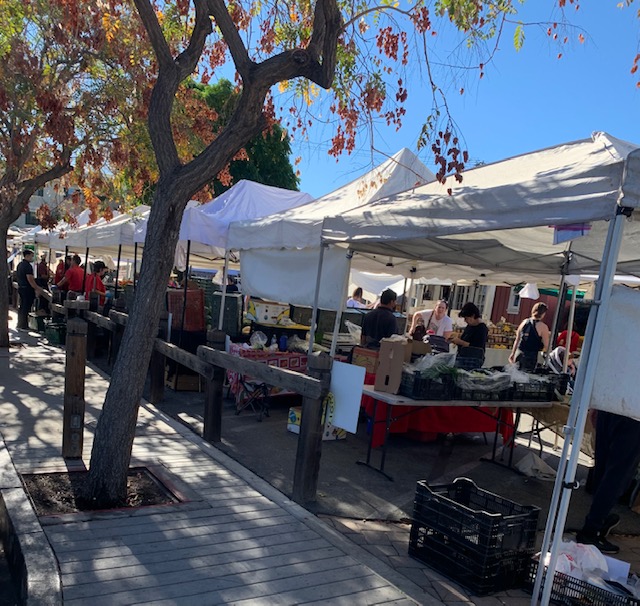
[0,328,430,605]
[3,314,640,606]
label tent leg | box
[179,240,191,349]
[534,209,628,606]
[307,244,326,356]
[218,252,229,331]
[329,250,353,357]
[133,243,138,291]
[114,244,122,300]
[562,287,578,373]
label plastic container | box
[409,478,539,595]
[278,334,288,352]
[525,560,640,606]
[399,371,452,400]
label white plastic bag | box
[412,351,456,372]
[503,362,531,384]
[344,320,361,344]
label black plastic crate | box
[452,386,512,401]
[399,371,451,400]
[409,478,539,595]
[525,560,640,606]
[511,373,569,402]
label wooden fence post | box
[109,311,125,365]
[62,317,87,459]
[292,353,332,505]
[203,330,226,443]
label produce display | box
[487,322,517,349]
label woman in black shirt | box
[449,302,488,369]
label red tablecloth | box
[227,343,308,405]
[361,372,514,448]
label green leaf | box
[514,23,525,52]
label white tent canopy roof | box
[227,148,436,251]
[134,180,313,255]
[322,132,640,280]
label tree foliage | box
[1,0,634,502]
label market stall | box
[320,132,640,603]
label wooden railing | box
[57,302,332,505]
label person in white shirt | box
[346,287,368,309]
[408,299,454,338]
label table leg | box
[356,399,394,481]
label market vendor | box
[361,288,399,348]
[448,302,488,370]
[408,299,454,339]
[508,301,550,371]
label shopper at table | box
[56,254,84,295]
[509,302,550,371]
[449,302,488,369]
[347,287,370,309]
[408,299,454,339]
[576,410,640,554]
[361,288,399,348]
[84,260,108,305]
[557,327,580,354]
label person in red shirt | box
[54,255,71,288]
[57,254,84,294]
[84,260,108,304]
[557,328,580,354]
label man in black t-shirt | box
[16,249,43,330]
[361,288,399,348]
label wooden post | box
[109,310,125,366]
[203,330,226,443]
[292,353,332,505]
[149,347,166,404]
[86,318,97,360]
[62,317,87,459]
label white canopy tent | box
[320,132,640,605]
[228,148,437,309]
[134,180,314,267]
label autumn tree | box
[0,1,154,347]
[82,0,609,506]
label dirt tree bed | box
[22,468,179,516]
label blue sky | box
[292,2,640,198]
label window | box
[24,211,39,226]
[507,286,521,315]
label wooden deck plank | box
[59,537,331,575]
[63,564,379,605]
[52,527,322,564]
[49,516,310,554]
[45,506,290,540]
[62,552,357,598]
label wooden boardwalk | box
[1,344,421,605]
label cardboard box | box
[246,299,290,325]
[352,347,379,374]
[411,339,432,356]
[375,338,411,393]
[286,405,347,441]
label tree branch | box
[176,0,213,80]
[132,0,174,69]
[207,0,253,80]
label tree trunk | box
[86,180,190,506]
[0,222,10,348]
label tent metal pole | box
[535,209,629,606]
[548,245,572,361]
[218,251,230,331]
[133,243,138,291]
[307,243,326,356]
[563,286,578,373]
[179,240,191,349]
[329,250,353,358]
[83,247,89,295]
[532,220,619,604]
[114,244,122,300]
